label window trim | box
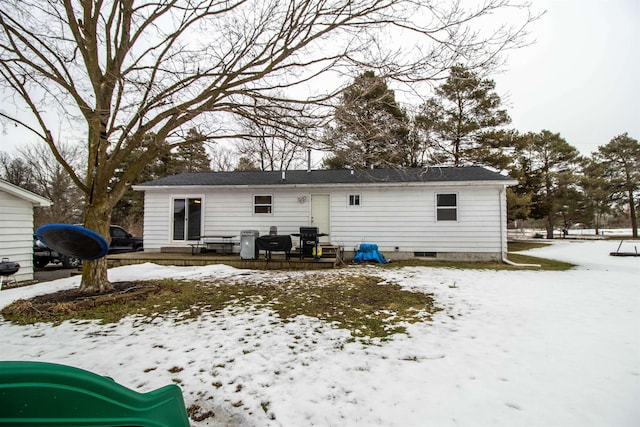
[253,194,273,215]
[348,193,361,207]
[435,192,458,222]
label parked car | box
[107,225,144,254]
[33,225,143,268]
[33,238,82,268]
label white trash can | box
[240,230,260,260]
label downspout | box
[499,186,541,268]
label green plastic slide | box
[0,361,190,426]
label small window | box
[348,194,361,206]
[254,195,273,214]
[436,193,457,221]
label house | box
[133,166,518,261]
[0,179,51,282]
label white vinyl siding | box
[0,191,36,282]
[141,191,172,250]
[139,183,506,256]
[331,186,502,253]
[142,188,309,251]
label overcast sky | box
[493,0,639,155]
[1,0,638,158]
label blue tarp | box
[352,243,387,264]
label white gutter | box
[499,186,541,268]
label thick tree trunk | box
[80,257,112,293]
[545,213,554,239]
[629,189,638,238]
[79,200,114,293]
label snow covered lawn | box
[1,240,639,426]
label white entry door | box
[310,194,330,242]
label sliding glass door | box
[173,197,202,241]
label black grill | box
[256,235,292,260]
[0,259,20,276]
[299,227,319,259]
[0,257,20,288]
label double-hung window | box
[436,193,457,221]
[254,195,273,214]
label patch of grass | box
[1,279,221,325]
[507,240,575,270]
[1,275,439,340]
[186,404,215,422]
[507,241,551,252]
[505,253,574,271]
[260,274,438,339]
[384,260,512,270]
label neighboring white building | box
[133,167,518,261]
[0,179,51,282]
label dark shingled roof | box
[136,166,514,187]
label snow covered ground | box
[1,240,639,426]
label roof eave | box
[0,180,52,206]
[133,179,518,191]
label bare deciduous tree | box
[1,142,85,227]
[18,142,86,227]
[0,152,37,193]
[208,144,238,172]
[0,0,537,292]
[237,104,313,171]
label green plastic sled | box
[0,361,190,426]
